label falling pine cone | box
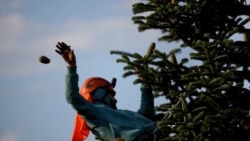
[39,55,50,64]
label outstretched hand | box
[134,66,152,84]
[55,42,76,67]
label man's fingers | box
[61,42,71,48]
[55,49,62,55]
[55,42,73,62]
[55,42,71,54]
[55,43,64,55]
[57,42,71,51]
[56,43,64,51]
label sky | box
[0,0,250,141]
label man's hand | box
[55,42,76,67]
[134,66,151,84]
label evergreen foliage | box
[111,0,250,140]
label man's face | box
[91,88,118,109]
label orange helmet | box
[72,77,116,141]
[79,77,116,96]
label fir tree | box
[111,0,250,140]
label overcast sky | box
[0,0,250,141]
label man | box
[55,42,165,141]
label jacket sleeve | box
[137,84,155,118]
[65,67,97,119]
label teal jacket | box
[65,67,156,141]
